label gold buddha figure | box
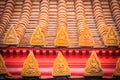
[21,51,40,77]
[54,26,69,47]
[113,58,120,76]
[104,27,119,46]
[0,54,7,74]
[79,26,94,47]
[4,26,19,45]
[52,51,71,77]
[84,51,103,77]
[30,25,45,46]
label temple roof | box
[0,0,120,48]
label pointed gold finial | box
[0,54,7,74]
[104,27,119,47]
[79,26,94,47]
[30,25,45,46]
[21,51,40,77]
[84,51,103,77]
[113,58,120,76]
[52,51,71,77]
[54,26,69,47]
[4,26,19,45]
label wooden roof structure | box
[0,0,120,48]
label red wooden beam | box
[0,47,119,78]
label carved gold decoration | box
[52,51,71,77]
[54,26,69,47]
[4,26,19,45]
[21,51,40,77]
[113,58,120,76]
[104,27,119,46]
[79,26,94,47]
[0,54,7,74]
[84,51,103,77]
[30,25,45,46]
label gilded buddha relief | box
[30,25,45,46]
[0,54,7,74]
[104,27,119,47]
[113,58,120,76]
[79,26,94,47]
[54,26,69,47]
[52,51,70,77]
[4,26,19,45]
[21,51,40,77]
[84,51,103,77]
